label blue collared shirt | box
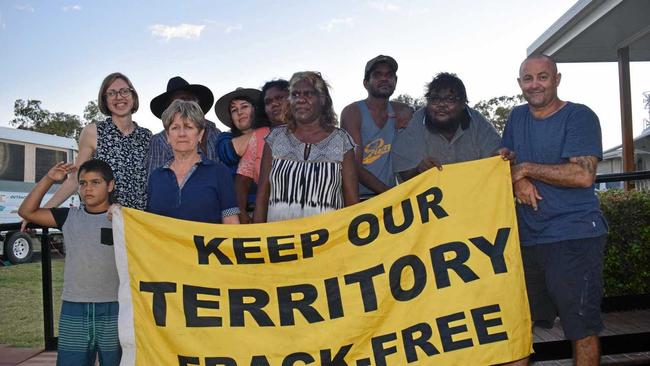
[146,155,239,224]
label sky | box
[0,0,648,150]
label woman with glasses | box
[40,72,152,211]
[253,71,359,223]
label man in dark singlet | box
[341,55,413,200]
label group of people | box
[18,53,607,366]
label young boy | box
[19,159,121,366]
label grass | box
[0,259,64,348]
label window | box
[0,142,25,181]
[35,148,68,183]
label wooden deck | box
[533,309,650,342]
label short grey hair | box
[161,100,206,131]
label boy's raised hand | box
[18,162,76,228]
[47,162,77,182]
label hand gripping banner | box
[112,156,532,365]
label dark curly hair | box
[424,72,468,104]
[257,79,289,124]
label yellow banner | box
[113,156,532,366]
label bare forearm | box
[252,192,268,223]
[514,158,597,188]
[253,145,273,223]
[234,175,251,210]
[342,151,359,206]
[252,179,270,223]
[358,167,390,194]
[234,175,252,223]
[19,177,55,219]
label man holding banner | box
[391,72,501,180]
[501,54,607,366]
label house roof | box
[527,0,650,62]
[603,127,650,154]
[603,147,650,160]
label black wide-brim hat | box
[214,88,261,128]
[150,76,214,119]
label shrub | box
[599,189,650,296]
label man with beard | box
[501,54,606,366]
[392,72,500,181]
[341,55,413,199]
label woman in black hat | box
[215,88,270,223]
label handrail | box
[596,170,650,183]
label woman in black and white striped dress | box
[254,71,358,222]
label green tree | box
[10,99,100,139]
[392,94,425,110]
[83,100,105,124]
[38,112,83,138]
[472,94,524,135]
[10,100,50,131]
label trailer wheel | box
[4,232,34,264]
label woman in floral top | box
[42,72,151,210]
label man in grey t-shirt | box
[392,72,500,181]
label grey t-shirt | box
[51,207,118,302]
[391,106,500,173]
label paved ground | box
[14,352,56,366]
[0,345,42,366]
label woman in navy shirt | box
[147,100,240,224]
